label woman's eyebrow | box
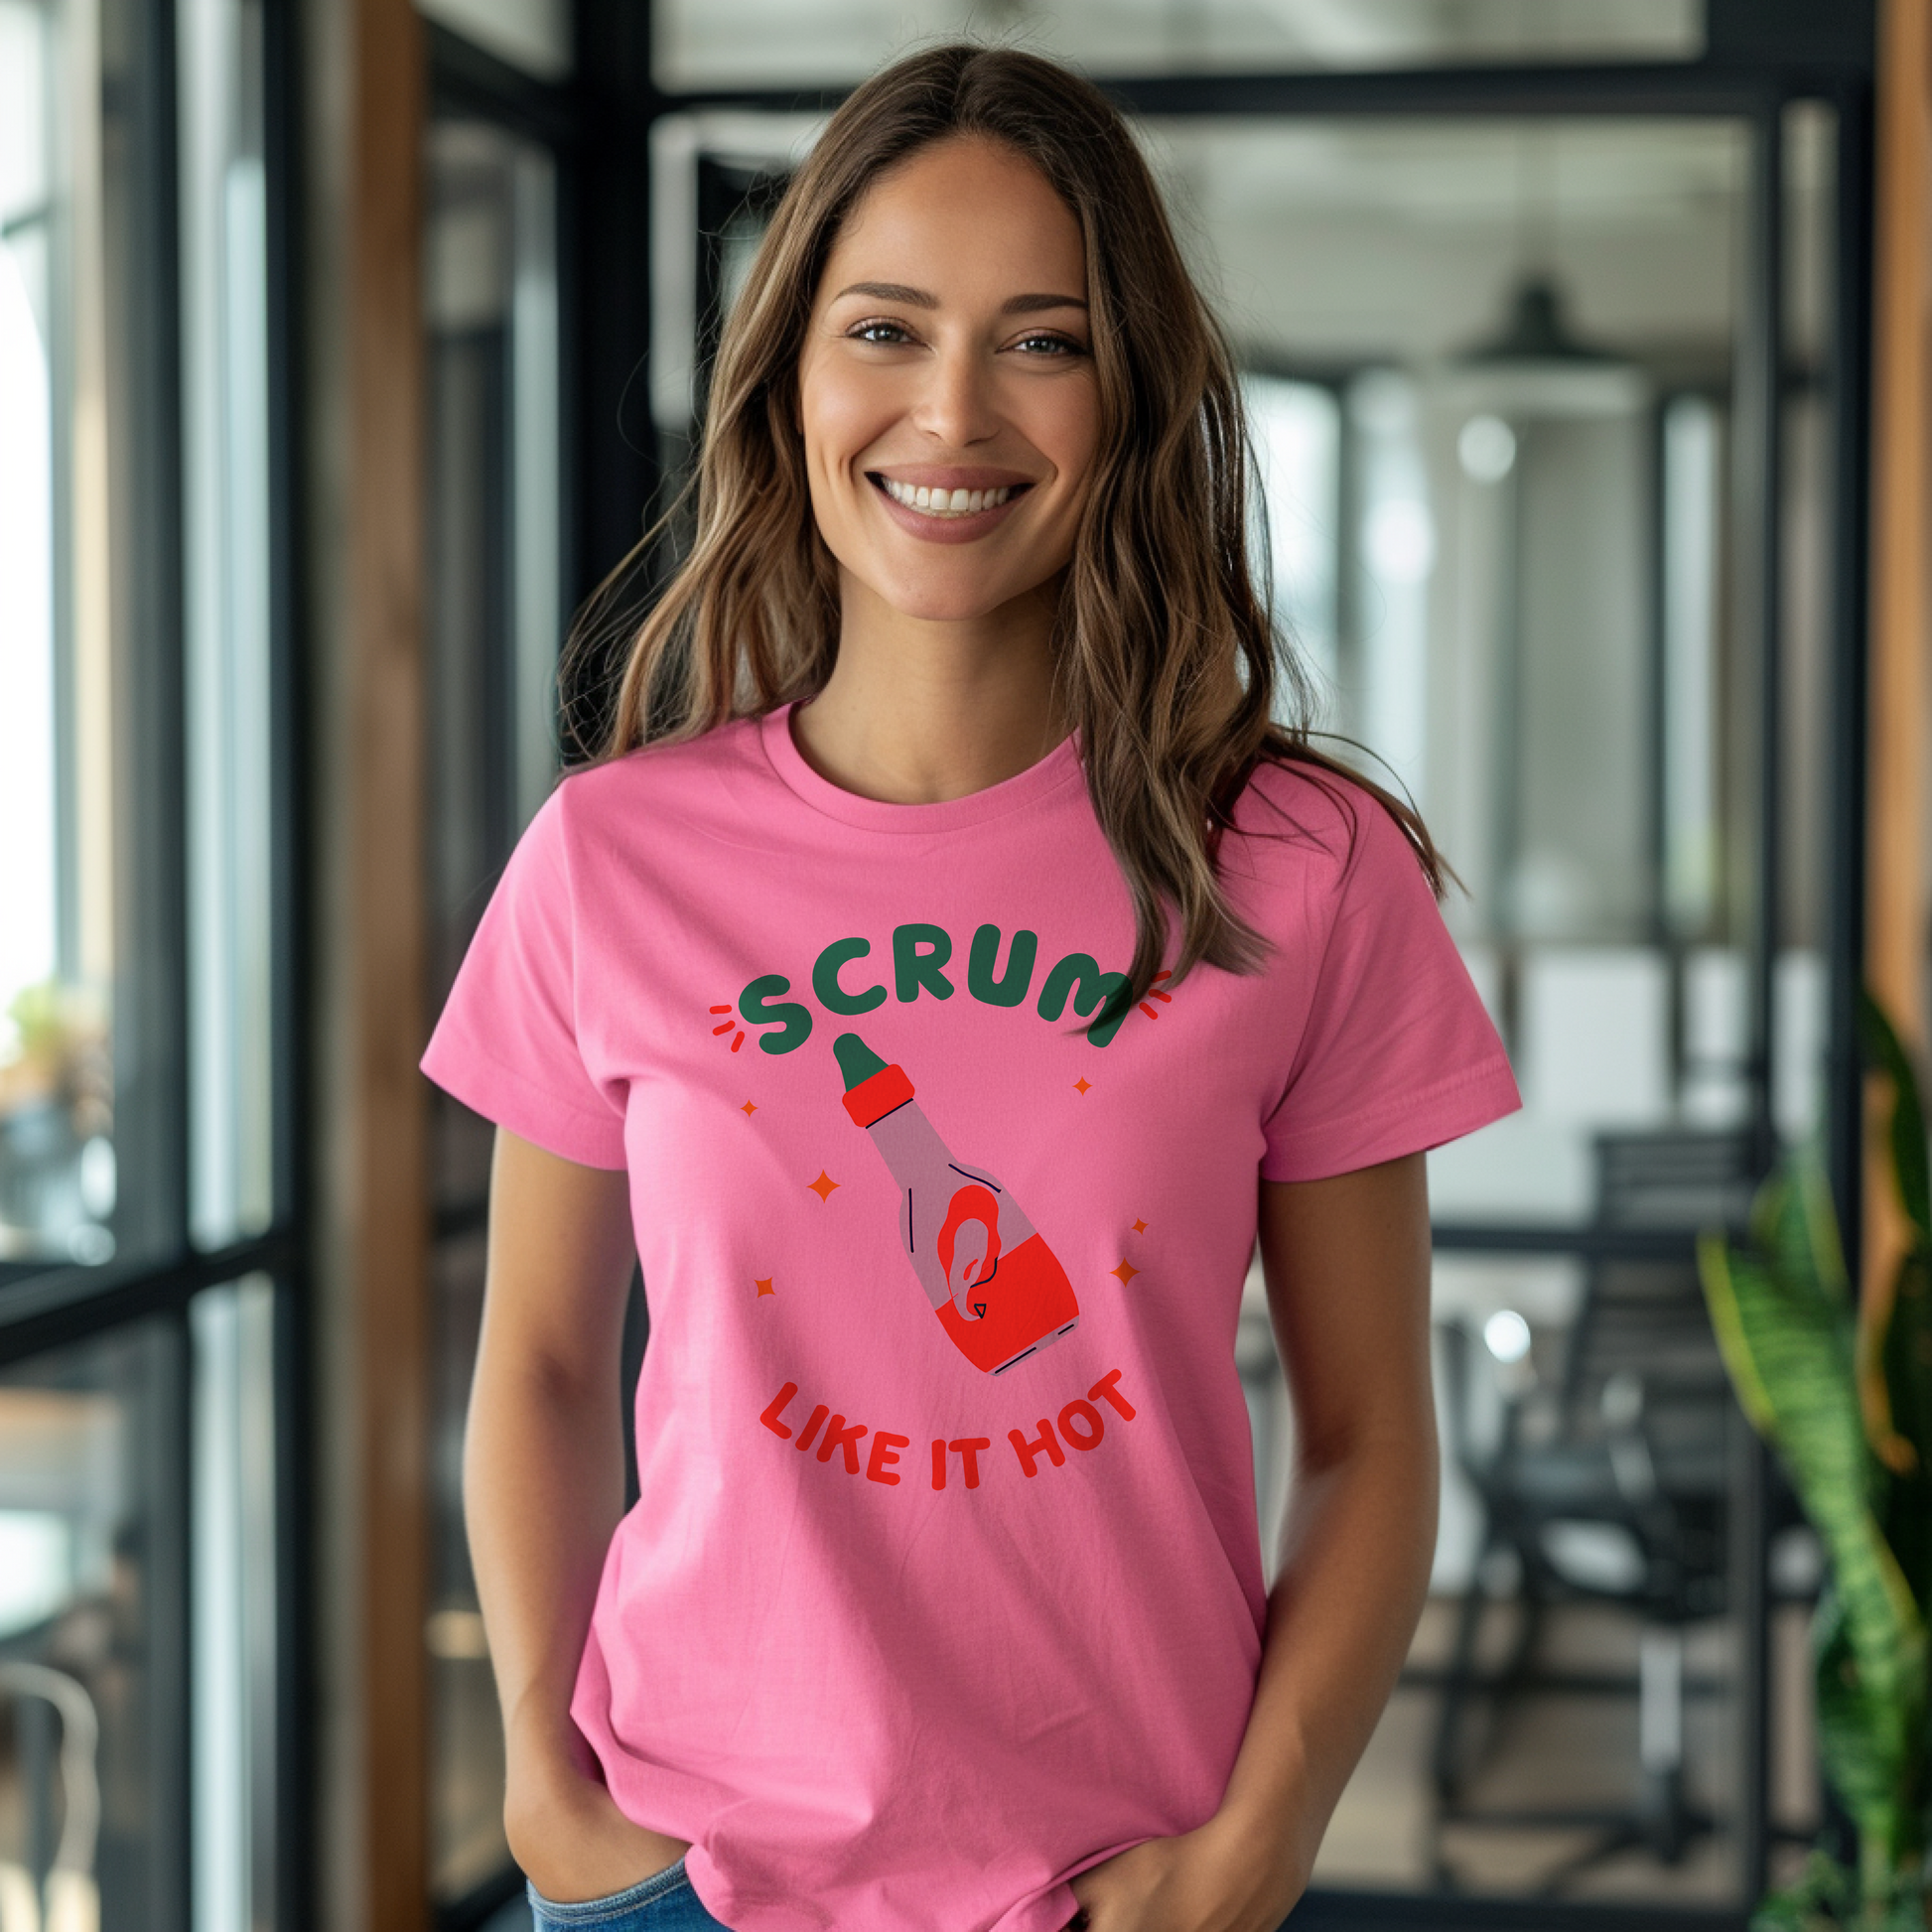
[1003,291,1089,315]
[832,280,1089,314]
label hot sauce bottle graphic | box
[834,1032,1080,1375]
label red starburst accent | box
[1138,969,1173,1022]
[709,1002,747,1052]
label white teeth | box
[880,478,1016,517]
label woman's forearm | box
[465,1340,629,1767]
[465,1136,687,1894]
[1210,1417,1440,1896]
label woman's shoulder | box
[1225,749,1406,882]
[545,716,767,823]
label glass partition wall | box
[1156,106,1840,1906]
[420,53,572,1923]
[1187,97,1848,1917]
[642,36,1866,1926]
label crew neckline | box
[759,699,1085,834]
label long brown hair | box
[570,41,1445,1025]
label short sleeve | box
[1259,789,1520,1183]
[420,782,629,1171]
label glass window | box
[1,0,133,1276]
[190,1278,279,1932]
[0,0,223,1281]
[1136,115,1769,1228]
[654,0,1702,90]
[180,0,276,1253]
[646,114,817,491]
[0,1320,187,1924]
[425,115,562,1209]
[423,108,566,1909]
[1244,373,1341,701]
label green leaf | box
[1751,1851,1854,1932]
[1699,1173,1929,1878]
[1700,1232,1781,1436]
[1862,994,1932,1244]
[1815,1588,1917,1867]
[1882,1252,1932,1626]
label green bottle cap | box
[833,1033,889,1091]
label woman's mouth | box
[877,476,1018,517]
[866,472,1032,543]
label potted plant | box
[1698,995,1932,1930]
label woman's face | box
[796,136,1100,626]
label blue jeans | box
[527,1857,731,1931]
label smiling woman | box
[425,41,1520,1932]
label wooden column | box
[306,0,431,1922]
[1865,0,1932,1313]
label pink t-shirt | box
[420,701,1519,1932]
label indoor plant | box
[1697,995,1932,1931]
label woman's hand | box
[504,1709,692,1904]
[1063,1815,1304,1932]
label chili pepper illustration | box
[834,1032,1080,1375]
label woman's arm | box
[467,1128,692,1900]
[1069,1152,1437,1932]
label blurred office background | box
[1,1,1929,1928]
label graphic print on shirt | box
[834,1031,1081,1375]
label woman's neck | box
[787,576,1070,805]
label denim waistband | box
[526,1854,692,1924]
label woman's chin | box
[865,572,1051,627]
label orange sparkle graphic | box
[1131,1218,1148,1234]
[755,1278,776,1298]
[709,1002,748,1053]
[1138,969,1174,1022]
[1111,1259,1141,1286]
[741,1100,758,1116]
[1072,1076,1092,1095]
[807,1171,840,1202]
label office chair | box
[1428,1129,1753,1893]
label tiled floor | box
[1315,1595,1817,1904]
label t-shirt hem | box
[1260,1054,1521,1183]
[419,1035,628,1171]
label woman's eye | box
[850,320,914,345]
[1014,333,1084,357]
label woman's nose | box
[910,345,999,447]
